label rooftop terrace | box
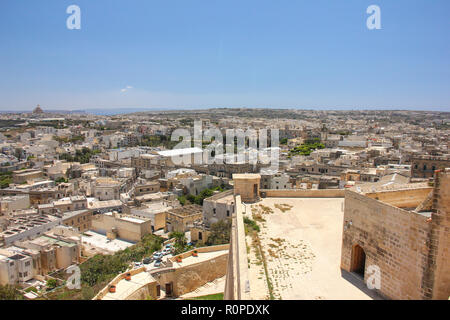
[228,192,381,300]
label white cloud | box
[120,85,133,93]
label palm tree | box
[169,231,187,254]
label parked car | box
[162,248,171,255]
[153,252,162,260]
[134,262,143,268]
[154,260,162,267]
[143,257,152,264]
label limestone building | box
[341,169,450,300]
[411,155,450,178]
[233,174,260,203]
[91,211,152,242]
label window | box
[227,210,230,217]
[213,208,216,216]
[25,261,30,267]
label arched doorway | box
[350,244,366,277]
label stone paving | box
[248,197,378,300]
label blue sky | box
[0,0,449,111]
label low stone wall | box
[93,266,147,300]
[262,189,345,198]
[168,244,229,263]
[162,253,228,297]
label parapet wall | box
[154,249,229,297]
[364,187,432,209]
[167,244,229,264]
[224,195,251,300]
[94,245,230,300]
[262,189,345,198]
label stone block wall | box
[156,252,228,297]
[262,189,345,198]
[430,169,450,299]
[341,190,431,299]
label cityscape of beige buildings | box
[0,107,448,301]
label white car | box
[134,262,143,268]
[153,252,163,260]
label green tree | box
[178,195,187,206]
[206,219,232,245]
[169,231,190,255]
[55,177,68,184]
[0,284,23,300]
[0,172,12,189]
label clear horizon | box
[3,106,450,114]
[1,1,449,112]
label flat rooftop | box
[119,216,146,224]
[157,147,203,157]
[233,173,260,179]
[246,197,379,300]
[81,230,135,254]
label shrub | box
[243,217,260,232]
[46,279,58,289]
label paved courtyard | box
[247,197,379,300]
